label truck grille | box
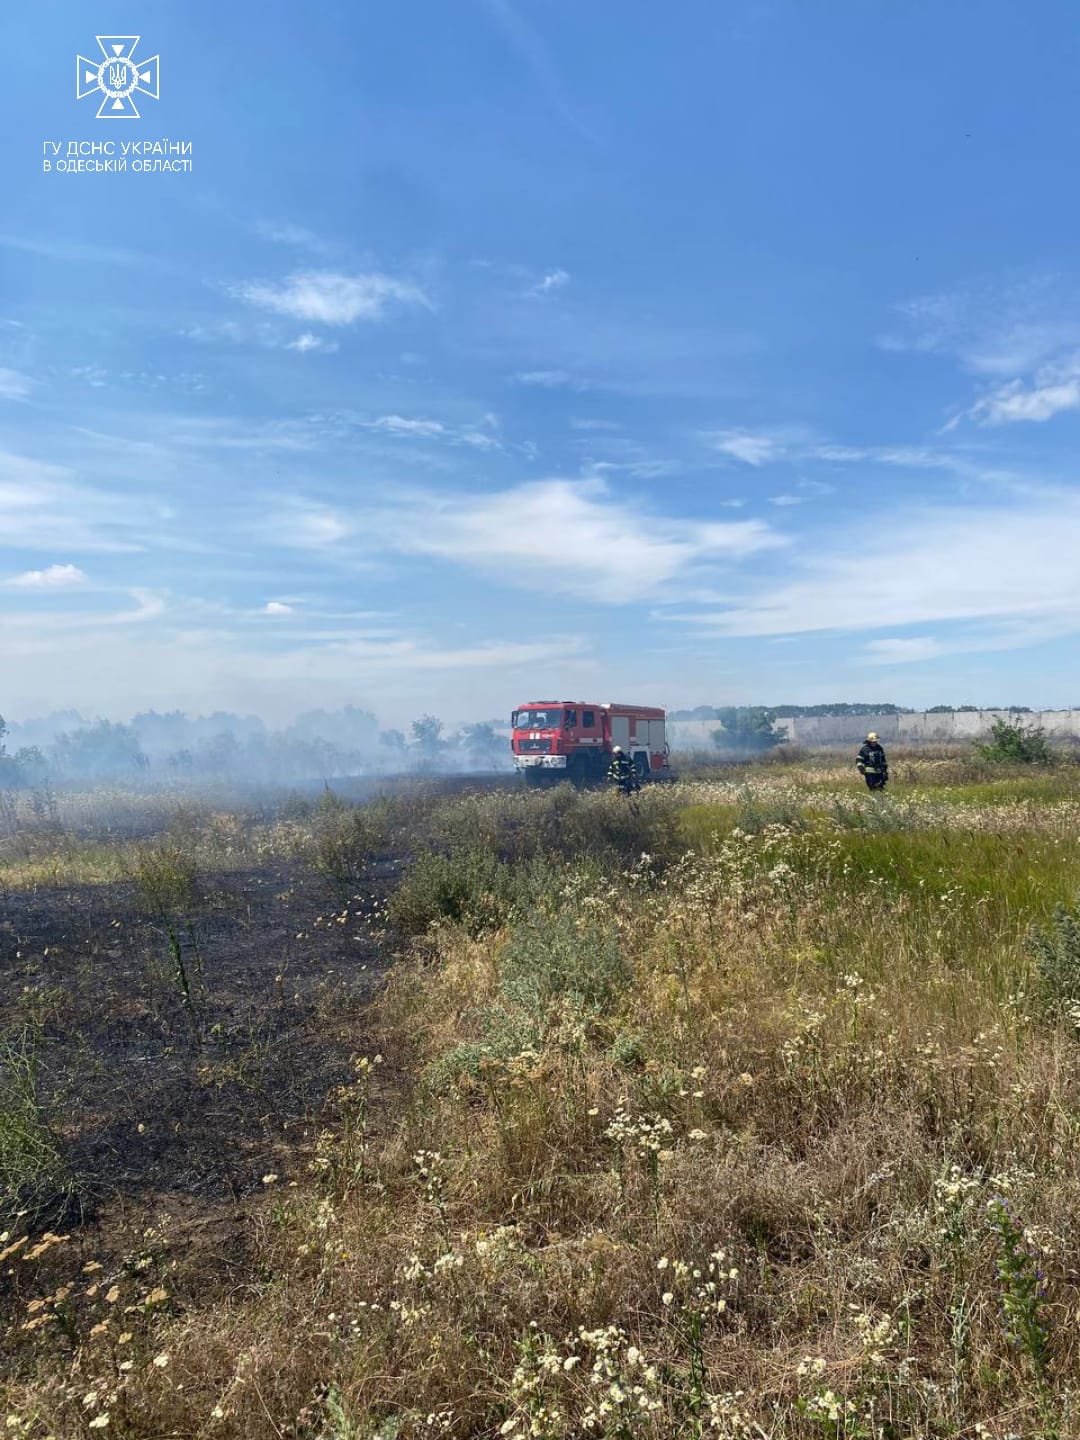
[516,738,552,753]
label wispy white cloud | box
[514,369,584,389]
[668,488,1080,648]
[266,502,352,549]
[369,414,448,438]
[863,636,943,664]
[880,276,1080,376]
[0,451,154,553]
[529,268,570,297]
[360,414,502,451]
[337,477,783,604]
[232,270,429,326]
[263,600,293,615]
[0,233,163,268]
[0,367,33,400]
[286,332,339,354]
[6,563,88,589]
[703,429,786,466]
[254,220,337,258]
[811,444,955,469]
[963,354,1080,425]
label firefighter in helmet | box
[607,745,638,794]
[856,732,889,791]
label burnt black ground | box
[0,856,405,1216]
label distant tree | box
[0,721,49,788]
[379,729,407,753]
[12,747,48,786]
[50,721,148,779]
[459,721,507,767]
[771,702,907,718]
[196,731,242,776]
[287,706,379,749]
[410,715,446,770]
[0,714,14,787]
[975,719,1052,766]
[711,708,783,751]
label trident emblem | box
[76,36,160,119]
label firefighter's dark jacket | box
[608,752,635,783]
[856,741,888,776]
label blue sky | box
[3,1,1080,725]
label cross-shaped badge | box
[76,36,160,119]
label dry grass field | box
[4,752,1080,1439]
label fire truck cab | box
[510,701,670,788]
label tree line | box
[0,709,511,787]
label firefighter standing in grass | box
[856,732,889,791]
[607,745,639,795]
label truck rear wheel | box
[568,754,588,790]
[634,752,650,781]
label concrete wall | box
[782,710,1080,747]
[669,711,1080,751]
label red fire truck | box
[510,700,670,787]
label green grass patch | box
[819,828,1080,920]
[911,773,1080,805]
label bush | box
[975,719,1053,766]
[0,1030,71,1225]
[1027,896,1080,1022]
[424,1007,539,1093]
[388,848,573,937]
[498,909,629,1017]
[132,840,200,918]
[311,800,383,886]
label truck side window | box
[565,709,577,727]
[583,710,595,727]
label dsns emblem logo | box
[76,36,160,119]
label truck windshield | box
[513,708,563,729]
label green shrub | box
[424,1007,539,1093]
[608,1028,648,1068]
[1027,896,1080,1022]
[132,839,200,918]
[312,804,382,886]
[388,848,573,937]
[498,909,629,1017]
[0,1029,71,1225]
[975,719,1053,766]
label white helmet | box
[612,745,623,753]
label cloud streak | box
[6,563,88,589]
[669,489,1080,648]
[702,429,786,466]
[964,354,1080,425]
[0,368,32,401]
[271,477,783,604]
[232,270,429,325]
